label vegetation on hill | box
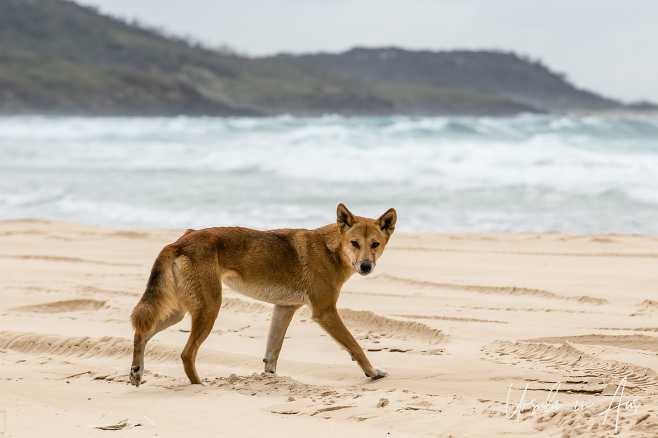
[0,48,247,115]
[0,0,395,116]
[282,48,622,112]
[0,0,643,116]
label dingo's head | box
[336,203,397,276]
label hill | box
[0,0,395,116]
[280,48,623,112]
[0,0,640,116]
[0,48,249,116]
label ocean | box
[1,114,657,234]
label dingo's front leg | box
[263,304,300,373]
[311,306,387,379]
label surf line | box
[505,377,640,432]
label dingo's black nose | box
[360,261,372,273]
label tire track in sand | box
[368,274,607,305]
[0,330,179,363]
[222,297,447,343]
[484,340,658,388]
[11,299,106,313]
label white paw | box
[367,367,387,379]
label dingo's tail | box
[131,246,179,335]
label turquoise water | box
[1,114,657,233]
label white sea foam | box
[1,115,657,233]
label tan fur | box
[129,204,396,386]
[130,245,179,334]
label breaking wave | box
[1,114,657,233]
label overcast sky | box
[75,0,658,103]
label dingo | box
[129,204,396,386]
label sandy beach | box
[1,219,657,437]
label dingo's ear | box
[377,208,397,237]
[337,203,357,232]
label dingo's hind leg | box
[130,307,185,387]
[181,303,220,384]
[263,304,301,374]
[175,257,222,384]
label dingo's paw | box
[366,367,387,379]
[263,357,276,374]
[129,366,143,387]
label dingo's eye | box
[371,242,380,249]
[351,241,360,249]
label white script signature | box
[506,377,640,432]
